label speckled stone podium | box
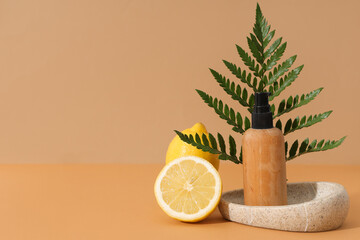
[218,182,349,232]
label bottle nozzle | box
[254,92,271,107]
[252,92,273,129]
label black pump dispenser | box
[252,92,273,129]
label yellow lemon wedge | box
[166,123,220,170]
[154,156,222,222]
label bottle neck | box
[251,111,273,129]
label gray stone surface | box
[218,182,349,232]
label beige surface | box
[0,163,358,239]
[0,0,359,164]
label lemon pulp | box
[154,156,222,222]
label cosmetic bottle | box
[242,92,287,206]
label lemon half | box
[154,156,222,222]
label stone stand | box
[218,182,349,232]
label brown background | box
[0,0,358,164]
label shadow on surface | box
[337,221,360,231]
[195,209,228,225]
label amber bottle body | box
[242,127,287,206]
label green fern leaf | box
[253,3,271,46]
[317,139,325,148]
[284,118,292,134]
[217,133,226,152]
[236,45,261,77]
[264,42,287,71]
[286,136,346,161]
[195,133,202,144]
[270,103,275,114]
[273,88,323,118]
[307,139,317,151]
[174,131,241,164]
[209,68,254,109]
[238,147,243,164]
[229,135,237,156]
[275,119,282,130]
[266,55,297,87]
[263,30,275,49]
[208,133,217,149]
[250,33,263,53]
[268,65,304,100]
[175,131,219,155]
[299,138,309,154]
[223,60,258,91]
[196,89,247,133]
[244,117,251,130]
[264,37,282,59]
[282,111,333,135]
[202,133,210,146]
[289,140,298,158]
[247,36,264,64]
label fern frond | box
[250,33,263,54]
[209,68,254,110]
[253,3,270,44]
[236,44,261,77]
[174,131,242,164]
[264,37,282,59]
[277,111,333,135]
[223,60,258,91]
[258,40,287,89]
[263,30,275,49]
[196,89,250,134]
[273,88,323,118]
[286,136,346,161]
[247,36,264,64]
[264,42,287,71]
[268,65,304,100]
[266,55,297,87]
